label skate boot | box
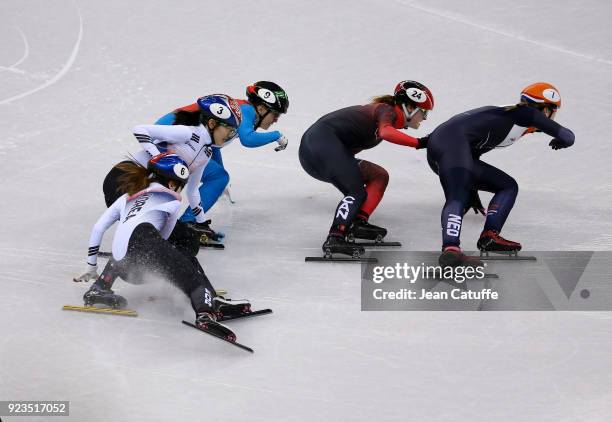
[347,219,388,242]
[213,297,251,319]
[477,230,522,252]
[322,234,365,258]
[188,219,224,243]
[438,246,484,269]
[83,283,127,309]
[195,312,236,342]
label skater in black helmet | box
[74,153,251,341]
[299,80,433,257]
[426,82,575,267]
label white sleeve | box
[87,198,123,266]
[158,200,182,239]
[133,124,194,159]
[184,164,207,223]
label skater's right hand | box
[73,264,98,283]
[465,190,486,216]
[274,134,288,152]
[416,135,429,149]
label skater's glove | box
[274,134,288,152]
[74,263,98,283]
[549,138,570,150]
[465,190,486,216]
[416,135,429,149]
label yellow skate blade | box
[62,305,138,317]
[215,288,227,296]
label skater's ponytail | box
[116,162,151,195]
[371,95,398,106]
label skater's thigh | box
[126,224,200,287]
[472,160,517,194]
[435,142,475,198]
[300,125,362,193]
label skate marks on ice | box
[0,1,84,105]
[394,0,612,66]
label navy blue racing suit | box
[426,105,575,248]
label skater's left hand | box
[465,190,486,216]
[74,263,98,283]
[274,134,288,152]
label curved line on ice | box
[10,26,30,68]
[0,2,83,105]
[397,1,612,66]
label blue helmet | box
[197,94,242,128]
[148,152,190,186]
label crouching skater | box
[74,153,249,341]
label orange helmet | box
[520,82,561,110]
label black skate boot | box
[477,230,522,252]
[187,219,224,243]
[213,297,251,319]
[322,234,365,258]
[195,312,236,342]
[347,218,388,242]
[439,247,484,269]
[83,283,127,309]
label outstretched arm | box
[132,124,194,158]
[378,123,420,148]
[514,107,575,149]
[237,104,281,148]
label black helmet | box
[246,81,289,114]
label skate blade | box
[215,289,228,296]
[305,256,378,263]
[477,250,536,261]
[349,241,402,247]
[62,305,138,317]
[199,241,225,249]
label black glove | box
[416,135,429,149]
[549,138,569,150]
[464,190,485,216]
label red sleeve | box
[175,103,199,112]
[378,124,419,148]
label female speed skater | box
[426,82,575,267]
[102,94,242,247]
[74,153,252,340]
[154,81,290,240]
[299,80,434,257]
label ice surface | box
[1,0,611,421]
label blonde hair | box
[116,162,151,195]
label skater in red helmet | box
[299,80,433,257]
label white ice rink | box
[1,0,611,421]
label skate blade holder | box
[346,235,401,247]
[478,250,536,261]
[347,233,384,242]
[306,249,378,263]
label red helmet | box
[393,80,434,111]
[520,82,561,110]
